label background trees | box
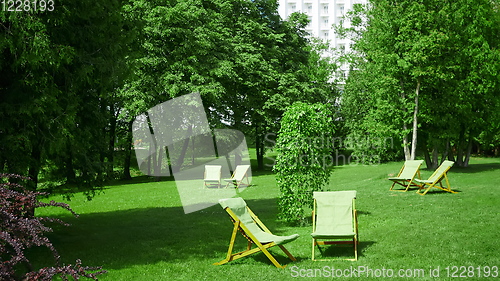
[120,0,338,173]
[0,0,134,192]
[338,0,500,167]
[1,0,337,189]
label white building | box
[278,0,367,80]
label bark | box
[410,77,421,160]
[107,103,118,177]
[191,135,195,165]
[152,143,157,177]
[155,147,163,182]
[431,142,439,169]
[172,125,193,173]
[441,140,450,165]
[123,120,133,180]
[447,143,456,162]
[255,122,264,171]
[464,137,473,167]
[456,130,465,167]
[423,148,432,169]
[147,145,152,176]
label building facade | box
[278,0,367,80]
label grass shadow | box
[312,241,376,260]
[448,162,500,174]
[29,198,300,271]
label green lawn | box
[33,156,500,280]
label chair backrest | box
[205,165,221,180]
[232,165,250,180]
[428,160,454,182]
[313,191,356,235]
[399,160,424,178]
[219,197,264,237]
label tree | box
[338,0,500,166]
[273,102,334,224]
[121,0,338,173]
[0,0,136,190]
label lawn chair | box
[223,165,250,189]
[415,160,456,196]
[312,191,358,261]
[204,165,222,188]
[389,160,424,192]
[214,197,299,268]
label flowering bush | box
[0,174,106,280]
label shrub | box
[273,102,335,224]
[0,173,106,280]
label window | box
[291,4,296,11]
[339,5,344,15]
[324,32,329,38]
[324,18,329,27]
[323,5,328,14]
[308,5,312,13]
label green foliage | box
[273,102,334,224]
[121,0,339,171]
[337,0,500,166]
[1,0,138,191]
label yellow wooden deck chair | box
[204,165,222,188]
[214,197,299,268]
[312,191,358,261]
[415,160,456,196]
[389,160,424,192]
[223,165,250,189]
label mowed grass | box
[33,156,500,280]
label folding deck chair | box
[389,160,424,192]
[223,165,250,189]
[214,197,299,268]
[311,191,358,261]
[415,160,456,196]
[204,165,222,188]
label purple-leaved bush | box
[0,173,106,280]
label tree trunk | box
[448,143,456,162]
[456,130,465,167]
[441,140,449,165]
[258,140,264,170]
[123,120,133,180]
[431,142,439,169]
[255,121,264,170]
[410,77,421,160]
[464,137,473,167]
[172,125,193,173]
[147,145,152,176]
[155,147,163,181]
[108,103,118,178]
[191,135,195,165]
[423,148,432,169]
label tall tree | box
[0,0,135,190]
[338,0,500,166]
[121,0,338,172]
